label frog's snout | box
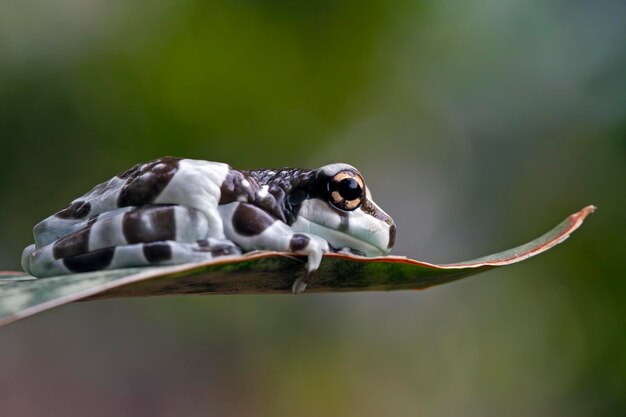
[388,223,396,249]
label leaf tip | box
[570,205,596,227]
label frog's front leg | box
[218,202,330,294]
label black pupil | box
[338,178,362,200]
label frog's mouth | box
[292,217,389,257]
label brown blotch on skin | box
[55,201,91,219]
[116,157,180,179]
[361,199,390,222]
[117,157,181,207]
[219,169,255,204]
[289,234,310,251]
[122,205,176,244]
[232,203,276,236]
[143,242,173,263]
[52,225,92,259]
[63,247,115,273]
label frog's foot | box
[217,202,329,294]
[23,239,242,277]
[289,234,327,294]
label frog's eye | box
[328,171,365,211]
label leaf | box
[0,205,595,327]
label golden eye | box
[328,171,364,211]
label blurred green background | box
[1,0,624,416]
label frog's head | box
[290,163,396,257]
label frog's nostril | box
[388,224,396,249]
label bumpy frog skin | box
[22,157,396,293]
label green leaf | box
[0,205,595,327]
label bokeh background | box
[1,0,624,416]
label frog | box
[21,157,396,293]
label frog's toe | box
[292,270,314,294]
[292,277,307,294]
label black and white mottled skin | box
[22,157,396,293]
